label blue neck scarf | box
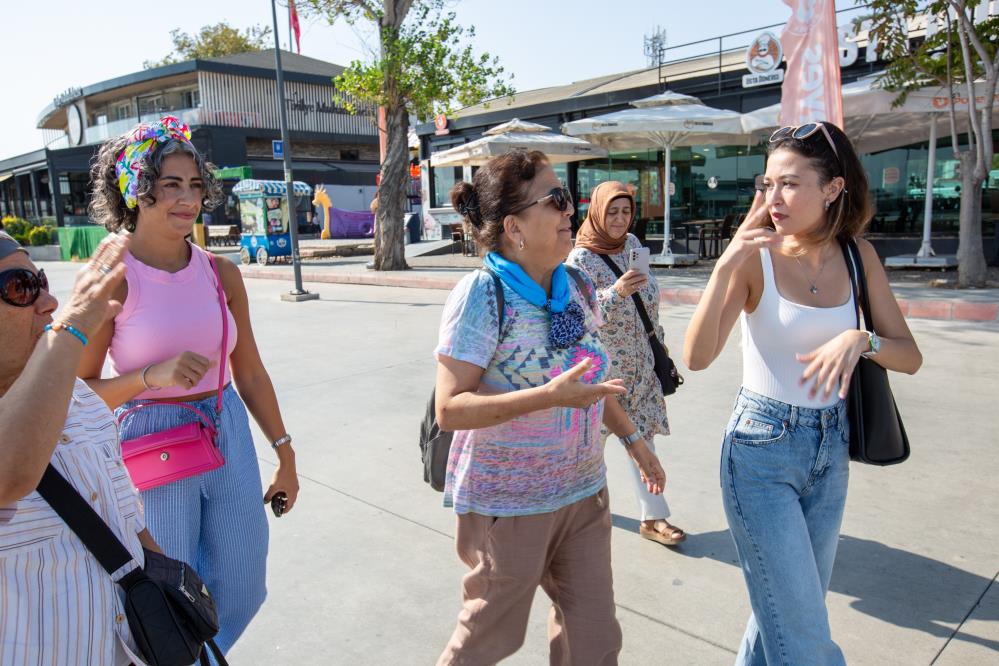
[483,252,571,313]
[483,252,586,348]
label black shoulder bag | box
[36,464,227,666]
[420,269,505,491]
[840,238,910,465]
[597,253,683,396]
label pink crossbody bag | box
[118,254,228,491]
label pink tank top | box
[108,243,238,400]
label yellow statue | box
[313,185,333,240]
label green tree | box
[144,22,274,69]
[861,0,997,287]
[302,0,514,270]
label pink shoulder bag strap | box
[117,252,229,491]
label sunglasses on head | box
[769,122,839,158]
[510,187,573,215]
[0,268,49,307]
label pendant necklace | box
[794,250,827,295]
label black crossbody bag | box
[840,238,910,465]
[36,464,227,666]
[597,253,683,396]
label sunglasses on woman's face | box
[0,268,49,307]
[510,187,573,215]
[769,122,839,158]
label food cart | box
[231,179,312,265]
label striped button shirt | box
[0,379,146,666]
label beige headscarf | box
[574,181,634,255]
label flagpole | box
[271,0,317,302]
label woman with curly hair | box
[79,116,299,657]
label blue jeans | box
[118,385,269,659]
[720,388,849,666]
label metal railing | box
[656,4,872,97]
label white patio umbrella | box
[562,91,766,264]
[746,76,999,263]
[429,118,608,167]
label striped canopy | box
[232,179,312,196]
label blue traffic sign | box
[272,140,284,160]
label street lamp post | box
[271,0,318,302]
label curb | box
[240,267,999,323]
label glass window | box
[433,166,461,207]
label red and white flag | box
[289,0,302,54]
[779,0,843,128]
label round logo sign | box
[746,32,782,74]
[277,237,288,248]
[707,176,719,190]
[434,114,448,131]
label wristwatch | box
[861,331,881,358]
[621,431,643,447]
[271,434,292,449]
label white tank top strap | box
[757,247,777,305]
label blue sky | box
[0,0,861,159]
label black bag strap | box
[35,464,139,582]
[839,238,873,333]
[564,265,596,314]
[597,253,658,340]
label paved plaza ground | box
[40,260,999,665]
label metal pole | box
[658,143,675,263]
[271,0,316,301]
[918,119,937,258]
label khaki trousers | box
[437,486,622,666]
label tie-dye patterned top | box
[435,268,610,517]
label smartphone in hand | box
[629,247,651,275]
[270,492,288,518]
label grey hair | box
[88,135,224,233]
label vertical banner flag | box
[289,0,302,54]
[779,0,843,128]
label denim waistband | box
[736,387,846,430]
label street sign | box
[272,140,284,160]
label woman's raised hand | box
[613,269,648,298]
[546,358,626,409]
[718,190,783,270]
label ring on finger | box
[95,263,113,275]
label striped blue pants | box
[117,385,269,658]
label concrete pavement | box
[38,261,999,665]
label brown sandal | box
[640,520,687,546]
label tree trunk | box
[957,153,988,288]
[373,104,410,270]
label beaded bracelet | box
[44,322,88,346]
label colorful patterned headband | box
[114,115,192,209]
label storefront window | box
[433,166,461,207]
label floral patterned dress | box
[567,233,670,442]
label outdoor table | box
[58,225,108,261]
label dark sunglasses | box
[769,122,839,158]
[0,268,48,307]
[510,187,573,215]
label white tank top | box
[741,248,856,408]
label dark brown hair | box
[768,121,873,247]
[450,149,550,254]
[88,135,224,233]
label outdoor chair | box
[699,214,736,259]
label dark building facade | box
[0,49,380,227]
